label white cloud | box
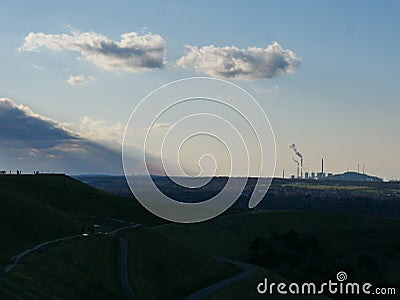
[20,30,167,72]
[152,122,170,130]
[252,85,280,94]
[177,41,301,81]
[32,64,45,70]
[79,116,125,143]
[67,74,95,86]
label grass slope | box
[122,227,240,300]
[156,210,400,258]
[6,234,122,299]
[0,175,162,266]
[2,227,243,300]
[156,210,400,295]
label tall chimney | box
[321,158,324,174]
[283,169,285,179]
[301,157,303,179]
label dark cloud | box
[0,98,126,174]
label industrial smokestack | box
[291,157,300,179]
[301,157,303,179]
[289,143,303,179]
[321,158,324,174]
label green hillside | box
[121,227,239,299]
[0,174,162,265]
[1,226,242,299]
[156,211,400,296]
[0,175,243,299]
[1,175,400,299]
[3,234,122,299]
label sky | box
[0,0,399,179]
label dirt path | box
[2,223,141,299]
[4,234,83,274]
[110,224,141,300]
[117,237,136,300]
[183,257,257,300]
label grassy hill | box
[0,175,243,299]
[3,234,122,299]
[1,175,400,299]
[0,174,163,266]
[121,227,240,299]
[1,226,242,299]
[156,211,400,298]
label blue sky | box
[0,0,399,178]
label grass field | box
[0,174,163,266]
[5,234,123,299]
[122,227,240,299]
[156,210,400,258]
[156,210,400,295]
[1,175,400,299]
[1,226,243,300]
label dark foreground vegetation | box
[1,174,399,299]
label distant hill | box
[325,171,382,182]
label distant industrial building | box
[287,144,382,182]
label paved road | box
[183,257,257,300]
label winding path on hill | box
[4,234,83,274]
[110,224,141,300]
[3,222,141,300]
[183,257,257,300]
[117,237,136,300]
[152,220,259,300]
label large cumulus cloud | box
[177,41,301,80]
[19,30,167,72]
[0,98,127,174]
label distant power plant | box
[286,143,382,182]
[289,143,303,179]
